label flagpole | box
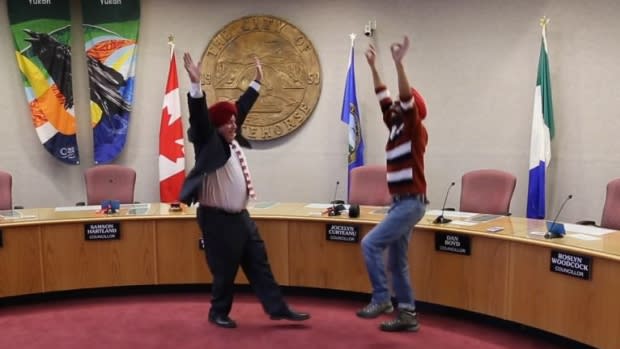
[539,16,549,51]
[168,34,175,56]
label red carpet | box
[0,292,587,349]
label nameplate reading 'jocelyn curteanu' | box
[326,224,359,243]
[0,229,3,248]
[84,223,120,241]
[550,250,592,280]
[435,232,471,255]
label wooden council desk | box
[1,202,619,348]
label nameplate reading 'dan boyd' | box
[0,229,3,248]
[435,232,471,255]
[84,223,120,241]
[326,224,359,243]
[550,250,592,280]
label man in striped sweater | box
[356,36,428,333]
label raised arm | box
[183,52,201,86]
[390,36,411,99]
[236,56,262,124]
[183,52,214,145]
[365,44,384,89]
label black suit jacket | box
[179,84,259,205]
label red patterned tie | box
[231,141,256,199]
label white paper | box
[562,223,616,236]
[54,205,100,212]
[448,220,479,226]
[426,209,479,219]
[567,233,601,241]
[305,203,333,209]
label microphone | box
[433,182,455,224]
[329,180,344,216]
[545,194,573,239]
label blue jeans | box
[361,195,426,310]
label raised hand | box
[390,36,410,63]
[183,52,201,83]
[365,44,377,67]
[254,56,263,82]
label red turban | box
[208,101,237,127]
[411,88,427,120]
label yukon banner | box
[82,0,140,164]
[7,0,80,164]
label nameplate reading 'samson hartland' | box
[435,232,471,255]
[200,15,322,141]
[84,223,121,241]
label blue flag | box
[527,20,555,219]
[341,38,364,198]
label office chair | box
[459,169,517,215]
[81,164,137,205]
[0,170,13,210]
[578,178,620,230]
[348,165,392,206]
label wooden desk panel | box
[40,221,156,291]
[154,219,290,286]
[507,242,620,349]
[155,219,210,284]
[254,220,290,286]
[0,226,43,297]
[3,203,620,348]
[287,221,372,292]
[411,229,509,319]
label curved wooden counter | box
[1,203,618,348]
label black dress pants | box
[197,206,287,317]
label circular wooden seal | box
[199,15,322,141]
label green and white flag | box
[527,18,555,219]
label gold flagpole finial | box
[539,16,550,28]
[349,33,356,45]
[168,34,174,44]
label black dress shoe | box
[209,314,237,328]
[269,308,311,321]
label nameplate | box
[84,223,121,241]
[198,238,205,250]
[326,224,359,243]
[435,232,471,255]
[550,250,591,280]
[0,229,3,248]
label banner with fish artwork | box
[82,0,140,164]
[7,0,80,165]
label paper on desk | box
[305,203,333,209]
[305,203,350,210]
[448,220,479,226]
[251,201,279,209]
[426,210,478,219]
[567,233,601,241]
[55,205,100,212]
[563,223,615,236]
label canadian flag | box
[159,41,185,203]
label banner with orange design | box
[82,0,140,164]
[7,0,80,164]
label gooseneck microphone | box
[433,182,456,224]
[329,180,344,216]
[545,194,574,239]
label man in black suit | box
[179,52,310,329]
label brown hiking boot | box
[379,309,420,332]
